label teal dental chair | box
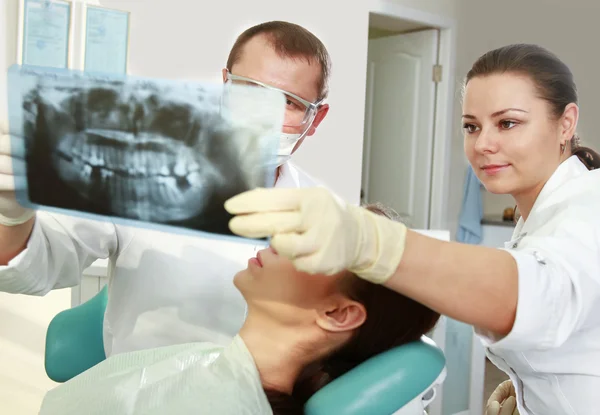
[45,287,446,414]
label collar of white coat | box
[275,162,301,188]
[274,161,346,207]
[514,155,589,235]
[275,161,321,189]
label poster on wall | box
[6,64,286,243]
[84,6,130,74]
[21,0,71,68]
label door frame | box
[366,0,456,232]
[366,3,487,415]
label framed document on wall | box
[83,5,130,74]
[19,0,72,68]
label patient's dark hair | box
[263,203,441,414]
[465,43,600,170]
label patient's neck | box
[239,312,320,395]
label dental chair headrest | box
[304,336,446,415]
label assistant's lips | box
[481,164,510,175]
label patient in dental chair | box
[39,204,440,415]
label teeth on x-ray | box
[14,68,284,232]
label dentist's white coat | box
[0,161,324,357]
[475,155,600,415]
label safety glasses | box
[225,71,323,130]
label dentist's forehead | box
[232,35,321,102]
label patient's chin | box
[233,268,252,292]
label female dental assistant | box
[223,43,600,415]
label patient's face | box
[234,247,346,322]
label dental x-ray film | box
[6,65,285,241]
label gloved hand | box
[224,187,408,284]
[485,380,519,415]
[0,122,34,226]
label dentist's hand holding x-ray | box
[0,123,34,227]
[0,122,37,268]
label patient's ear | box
[316,298,366,333]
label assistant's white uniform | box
[0,162,325,357]
[475,156,600,415]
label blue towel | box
[456,165,483,244]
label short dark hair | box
[226,21,332,100]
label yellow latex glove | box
[485,380,519,415]
[0,122,34,226]
[224,187,408,284]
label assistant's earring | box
[560,143,566,155]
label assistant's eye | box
[462,123,480,134]
[499,120,517,130]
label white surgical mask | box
[276,132,303,166]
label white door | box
[361,29,439,229]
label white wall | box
[388,0,459,19]
[1,0,18,120]
[0,289,70,415]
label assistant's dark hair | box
[264,203,441,414]
[226,21,331,100]
[465,43,600,170]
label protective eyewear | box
[225,71,323,130]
